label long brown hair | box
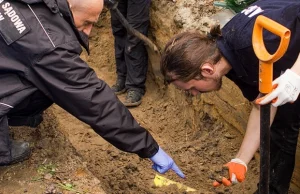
[160,25,222,84]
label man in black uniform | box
[160,0,300,193]
[109,0,150,107]
[0,0,185,179]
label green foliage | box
[37,162,57,175]
[225,0,257,13]
[58,183,83,193]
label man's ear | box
[200,63,215,77]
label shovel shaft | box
[259,61,273,94]
[110,7,159,53]
[252,15,291,194]
[259,104,271,194]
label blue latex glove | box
[150,147,185,178]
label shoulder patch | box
[0,0,30,45]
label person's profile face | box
[172,76,222,96]
[71,2,103,36]
[73,15,95,35]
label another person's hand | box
[213,158,247,187]
[256,69,300,107]
[150,147,185,178]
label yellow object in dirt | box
[153,174,197,192]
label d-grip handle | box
[252,15,291,93]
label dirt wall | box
[149,0,252,134]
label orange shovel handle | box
[252,15,291,93]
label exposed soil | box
[57,10,259,193]
[1,1,298,194]
[0,111,105,194]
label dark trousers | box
[110,0,150,94]
[7,90,52,128]
[255,101,300,194]
[0,90,52,164]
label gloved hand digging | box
[213,158,247,187]
[150,147,185,178]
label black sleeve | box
[32,42,159,158]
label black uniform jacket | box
[217,0,300,101]
[0,0,158,158]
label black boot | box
[111,78,126,95]
[0,140,31,166]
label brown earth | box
[0,0,299,194]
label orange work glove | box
[213,158,247,187]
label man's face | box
[172,76,223,96]
[71,1,104,36]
